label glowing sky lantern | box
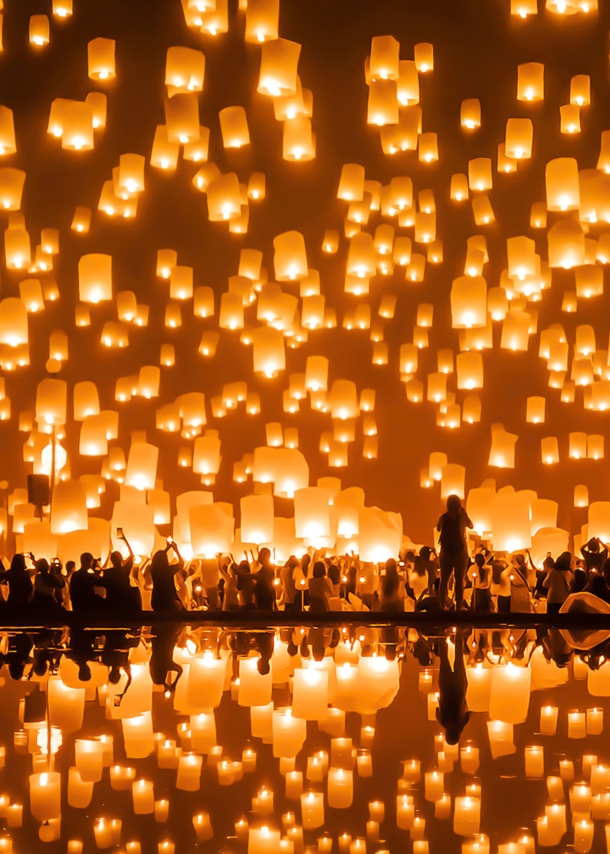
[258,38,301,97]
[450,276,487,328]
[87,37,116,81]
[124,442,159,491]
[165,46,205,94]
[517,62,544,102]
[245,0,279,43]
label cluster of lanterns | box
[0,0,607,554]
[0,629,601,851]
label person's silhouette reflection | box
[436,630,470,745]
[150,625,183,697]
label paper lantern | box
[165,46,205,93]
[548,219,585,268]
[245,0,279,42]
[273,231,308,281]
[467,486,496,535]
[560,104,581,134]
[490,492,532,551]
[451,276,487,328]
[441,464,466,499]
[78,254,112,303]
[251,327,285,377]
[488,426,518,468]
[450,173,469,202]
[29,14,50,46]
[36,377,67,426]
[151,126,180,171]
[396,59,419,105]
[505,118,533,159]
[575,485,589,507]
[414,42,433,72]
[517,62,544,101]
[531,499,558,533]
[370,35,399,80]
[219,106,250,148]
[367,80,398,126]
[0,168,25,211]
[337,163,365,201]
[125,443,159,491]
[240,494,274,543]
[358,506,402,562]
[207,173,241,221]
[190,503,234,557]
[501,310,531,351]
[546,157,580,211]
[456,352,483,389]
[88,37,116,81]
[511,0,538,16]
[588,434,604,459]
[50,480,88,534]
[53,0,73,16]
[258,38,301,96]
[461,99,481,129]
[283,115,315,160]
[468,158,492,192]
[165,93,200,143]
[541,437,559,465]
[418,132,438,163]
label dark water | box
[0,623,607,852]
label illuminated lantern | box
[472,195,494,225]
[273,78,312,121]
[560,104,581,134]
[370,35,399,80]
[358,506,402,562]
[165,46,205,93]
[18,279,43,313]
[505,118,533,159]
[451,276,487,327]
[541,437,559,465]
[78,254,112,303]
[183,127,210,162]
[467,486,496,535]
[219,106,250,148]
[526,396,546,424]
[0,168,25,211]
[125,443,159,491]
[168,266,193,301]
[517,62,544,101]
[575,324,595,356]
[575,266,602,299]
[597,131,610,173]
[73,381,100,422]
[588,434,604,459]
[240,494,274,544]
[456,352,483,389]
[418,132,438,163]
[29,14,50,46]
[118,154,145,194]
[467,161,492,195]
[570,74,590,106]
[258,38,301,96]
[50,480,88,534]
[547,220,585,268]
[283,116,315,160]
[531,499,558,533]
[546,0,579,12]
[53,0,73,16]
[347,233,376,278]
[190,503,234,557]
[488,425,518,468]
[414,42,433,72]
[546,157,580,211]
[0,106,15,156]
[441,464,466,499]
[338,164,365,201]
[245,0,279,42]
[165,93,200,143]
[71,206,91,234]
[490,492,532,551]
[397,59,419,105]
[60,100,94,150]
[185,436,219,484]
[207,173,241,221]
[86,91,107,131]
[589,502,610,540]
[450,173,469,202]
[367,80,398,126]
[511,0,538,15]
[328,380,359,421]
[30,773,61,823]
[36,377,67,427]
[252,327,285,377]
[273,231,308,281]
[575,485,589,507]
[501,310,531,351]
[88,37,116,81]
[294,487,331,541]
[461,99,481,130]
[150,126,180,171]
[489,664,531,723]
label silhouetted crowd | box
[0,497,609,618]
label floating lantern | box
[258,38,301,96]
[88,37,116,81]
[517,62,544,101]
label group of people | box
[0,496,608,617]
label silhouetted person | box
[70,553,106,611]
[104,533,141,612]
[255,548,276,610]
[380,559,405,612]
[308,562,333,612]
[0,553,33,608]
[32,559,65,613]
[437,495,473,610]
[436,631,470,745]
[543,551,573,615]
[150,540,184,612]
[581,537,609,574]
